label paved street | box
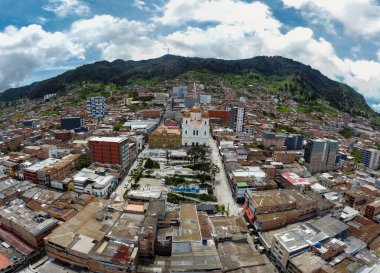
[209,137,242,216]
[113,149,146,201]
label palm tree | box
[218,204,226,216]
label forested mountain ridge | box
[0,55,374,116]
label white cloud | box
[282,0,380,37]
[372,103,380,112]
[133,0,148,10]
[1,0,380,106]
[0,24,84,91]
[43,0,91,18]
[156,0,281,33]
[36,17,47,25]
[69,15,158,60]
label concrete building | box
[23,154,80,184]
[60,117,84,130]
[364,199,380,220]
[208,110,230,124]
[244,189,318,231]
[262,131,286,149]
[273,151,297,164]
[199,94,211,104]
[45,200,141,272]
[228,106,245,133]
[149,126,181,149]
[143,109,162,119]
[170,204,223,272]
[279,172,311,192]
[54,130,73,141]
[271,216,348,271]
[304,139,338,173]
[88,136,129,169]
[22,119,37,129]
[228,167,276,201]
[0,199,58,247]
[87,96,105,117]
[73,168,116,197]
[271,224,329,270]
[182,105,210,147]
[360,148,380,169]
[285,134,304,150]
[172,86,188,98]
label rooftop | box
[89,136,128,143]
[173,204,202,242]
[281,172,310,186]
[248,190,294,208]
[275,223,329,253]
[0,199,58,237]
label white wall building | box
[199,94,211,104]
[182,105,210,147]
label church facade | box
[182,105,210,147]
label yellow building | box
[149,126,181,149]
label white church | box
[182,105,210,147]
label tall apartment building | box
[360,148,380,169]
[304,139,338,173]
[285,135,304,150]
[172,86,188,98]
[261,131,285,149]
[60,117,84,130]
[87,96,105,117]
[227,106,245,133]
[88,136,129,169]
[364,200,380,220]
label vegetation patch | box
[277,105,292,112]
[42,109,59,116]
[351,147,362,163]
[11,113,26,120]
[339,128,354,139]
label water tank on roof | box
[314,242,321,248]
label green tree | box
[218,204,227,216]
[144,158,160,169]
[208,163,220,180]
[130,167,143,184]
[351,147,362,163]
[187,147,206,169]
[113,123,123,131]
[75,154,91,171]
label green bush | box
[144,158,160,169]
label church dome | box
[190,105,201,113]
[202,111,209,118]
[183,111,190,117]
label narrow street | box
[113,149,145,201]
[209,137,242,216]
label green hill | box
[0,55,375,116]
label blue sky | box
[0,0,379,111]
